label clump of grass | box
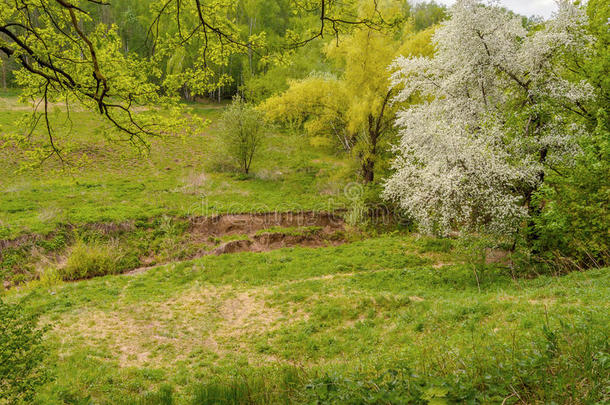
[418,237,453,253]
[120,384,174,405]
[58,240,125,281]
[190,367,303,405]
[37,267,63,287]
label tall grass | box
[58,240,125,280]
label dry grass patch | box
[53,285,301,368]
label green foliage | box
[219,97,268,174]
[411,1,448,31]
[242,43,329,103]
[533,120,610,268]
[0,298,49,404]
[262,24,435,183]
[532,1,610,269]
[58,240,126,281]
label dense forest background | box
[0,1,447,100]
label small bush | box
[218,96,267,175]
[0,298,50,403]
[58,240,124,281]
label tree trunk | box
[0,55,6,91]
[248,17,254,74]
[362,159,374,183]
[524,145,548,250]
[361,115,379,184]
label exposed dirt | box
[180,211,347,257]
[188,211,344,237]
[55,285,297,368]
[1,211,348,283]
[124,211,346,275]
[484,248,512,266]
[209,231,345,256]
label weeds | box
[121,314,609,404]
[58,240,125,281]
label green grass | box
[2,92,608,404]
[253,226,322,236]
[4,236,608,404]
[0,94,350,240]
[0,94,351,285]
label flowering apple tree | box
[384,0,594,237]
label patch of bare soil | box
[209,231,344,256]
[55,286,294,368]
[484,248,512,266]
[1,211,347,282]
[185,211,346,256]
[123,211,346,275]
[189,211,344,236]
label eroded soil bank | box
[1,211,348,285]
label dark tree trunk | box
[524,145,548,249]
[0,57,6,91]
[361,114,379,184]
[362,159,375,183]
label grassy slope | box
[0,94,349,239]
[10,236,608,404]
[0,93,351,284]
[2,92,609,404]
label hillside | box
[1,93,608,404]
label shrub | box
[218,96,267,175]
[58,240,124,281]
[532,110,610,270]
[0,298,49,403]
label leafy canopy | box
[261,4,435,182]
[0,0,395,164]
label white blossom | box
[384,0,593,236]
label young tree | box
[384,0,593,237]
[219,96,266,174]
[262,15,435,183]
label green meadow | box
[1,92,608,404]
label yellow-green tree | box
[262,25,434,182]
